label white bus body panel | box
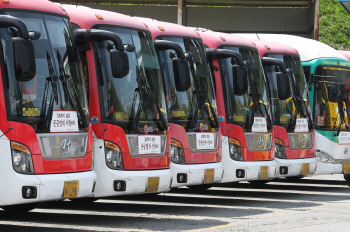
[275,157,317,177]
[0,136,97,206]
[170,162,223,188]
[92,139,172,197]
[220,136,277,183]
[314,130,350,175]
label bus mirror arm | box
[0,15,30,39]
[73,29,124,52]
[0,15,36,82]
[261,57,289,74]
[154,40,191,92]
[205,48,248,67]
[154,40,186,59]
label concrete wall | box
[79,4,315,38]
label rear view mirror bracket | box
[154,40,191,92]
[0,15,36,82]
[154,40,186,59]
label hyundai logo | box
[300,135,306,145]
[61,139,73,153]
[258,136,264,147]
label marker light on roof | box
[95,14,103,20]
[143,22,148,27]
[1,0,9,3]
[58,5,66,11]
[195,31,200,35]
[252,42,256,45]
[264,45,271,49]
[219,36,226,41]
[158,26,165,31]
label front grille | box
[288,132,313,150]
[245,133,272,151]
[37,133,88,159]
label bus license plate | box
[260,166,269,180]
[146,177,160,192]
[343,162,350,174]
[63,181,79,198]
[302,163,310,175]
[204,169,215,183]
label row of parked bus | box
[0,0,349,212]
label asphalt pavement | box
[0,174,349,231]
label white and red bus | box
[198,30,277,184]
[139,19,223,190]
[253,39,317,178]
[0,0,96,211]
[63,5,172,198]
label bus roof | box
[197,30,256,50]
[236,33,347,62]
[62,4,148,31]
[1,0,68,16]
[137,18,200,40]
[250,39,299,57]
[338,51,350,61]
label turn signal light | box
[264,45,271,49]
[58,5,66,11]
[219,36,226,41]
[158,26,165,31]
[95,14,103,20]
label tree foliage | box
[319,0,350,50]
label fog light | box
[22,186,37,199]
[280,166,288,175]
[113,180,126,191]
[177,173,187,183]
[236,169,245,178]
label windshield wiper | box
[128,67,167,132]
[188,58,219,129]
[56,50,88,128]
[40,52,59,129]
[246,72,273,130]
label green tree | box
[319,0,350,50]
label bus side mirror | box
[172,58,191,91]
[276,72,291,100]
[110,49,129,78]
[232,65,248,95]
[327,84,337,102]
[13,37,36,82]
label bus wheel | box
[1,203,41,213]
[70,197,98,203]
[248,180,269,185]
[188,184,214,191]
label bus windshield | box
[315,66,350,131]
[0,11,88,132]
[219,46,271,130]
[157,36,218,130]
[95,26,167,133]
[264,54,310,130]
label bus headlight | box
[105,141,123,170]
[229,138,243,161]
[275,138,287,159]
[170,139,185,164]
[11,142,34,174]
